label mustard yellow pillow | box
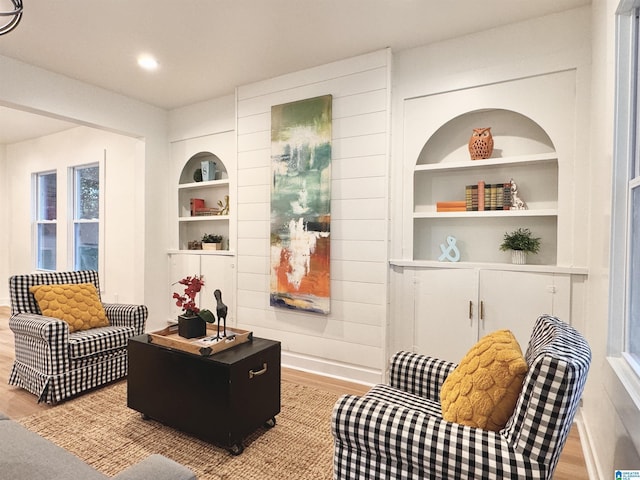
[440,329,527,431]
[29,283,109,333]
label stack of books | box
[436,201,467,212]
[190,198,220,216]
[464,181,513,211]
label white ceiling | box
[0,0,589,144]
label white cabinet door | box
[412,268,571,363]
[478,270,570,351]
[199,254,236,323]
[414,268,478,364]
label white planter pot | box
[511,250,527,265]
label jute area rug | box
[19,379,344,480]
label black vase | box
[178,314,206,339]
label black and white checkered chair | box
[8,270,147,404]
[332,315,591,479]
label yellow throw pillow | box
[29,283,109,333]
[440,329,527,431]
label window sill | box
[607,356,640,455]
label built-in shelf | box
[177,151,231,251]
[178,215,230,222]
[168,249,236,256]
[411,108,559,265]
[178,179,229,190]
[413,209,558,219]
[414,152,557,172]
[389,259,588,275]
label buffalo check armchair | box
[8,270,147,404]
[331,315,591,479]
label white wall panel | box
[237,220,268,239]
[332,219,387,241]
[237,255,268,275]
[332,240,387,263]
[333,198,387,220]
[236,49,390,382]
[333,133,387,159]
[237,150,270,170]
[333,155,388,179]
[333,90,388,118]
[332,177,386,200]
[237,166,269,186]
[237,237,269,256]
[237,131,270,151]
[236,272,268,293]
[237,185,270,203]
[331,260,387,284]
[237,202,269,221]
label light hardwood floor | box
[0,305,588,478]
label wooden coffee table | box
[127,333,281,455]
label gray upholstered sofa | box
[0,411,196,480]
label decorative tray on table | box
[148,324,253,357]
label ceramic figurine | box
[468,127,494,160]
[510,178,528,210]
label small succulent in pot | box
[202,233,223,244]
[499,228,541,253]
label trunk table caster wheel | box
[264,417,276,428]
[229,443,244,456]
[141,413,150,420]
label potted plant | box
[499,228,541,264]
[172,275,215,338]
[202,233,223,250]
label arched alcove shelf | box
[177,151,231,252]
[412,108,559,265]
[179,151,228,184]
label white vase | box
[511,250,527,265]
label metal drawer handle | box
[249,363,268,379]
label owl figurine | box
[468,127,494,160]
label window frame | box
[609,2,640,450]
[33,170,57,271]
[69,162,101,272]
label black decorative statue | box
[214,289,228,339]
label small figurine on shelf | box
[468,127,494,160]
[217,195,230,216]
[510,178,528,210]
[214,289,228,339]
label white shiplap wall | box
[235,49,390,384]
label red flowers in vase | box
[172,275,204,317]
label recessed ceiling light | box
[137,54,159,71]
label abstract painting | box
[270,95,332,314]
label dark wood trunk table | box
[127,334,281,455]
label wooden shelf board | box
[413,209,558,219]
[414,152,557,172]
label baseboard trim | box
[575,408,600,480]
[281,351,381,386]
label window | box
[34,171,57,270]
[72,164,99,271]
[611,4,640,379]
